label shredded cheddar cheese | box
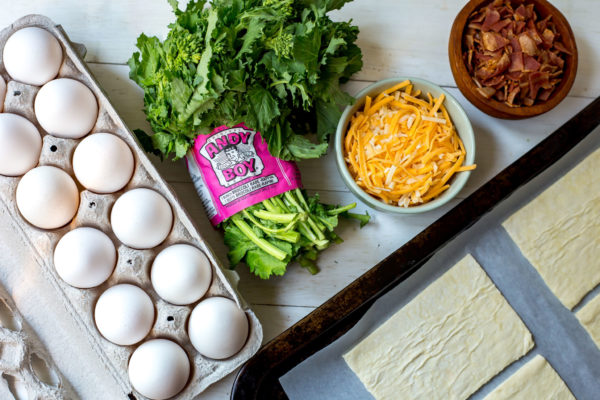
[344,80,476,207]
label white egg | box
[34,78,98,139]
[54,227,116,288]
[3,27,63,86]
[151,244,212,305]
[0,113,42,176]
[94,284,154,346]
[73,133,134,193]
[188,297,249,359]
[111,188,173,249]
[0,76,6,111]
[16,166,79,229]
[128,339,190,400]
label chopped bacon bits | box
[462,0,570,107]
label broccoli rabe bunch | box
[223,189,369,279]
[129,0,363,160]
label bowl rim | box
[448,0,578,119]
[334,77,475,214]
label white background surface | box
[0,0,598,398]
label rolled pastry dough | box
[483,355,574,400]
[576,294,600,348]
[503,148,600,309]
[343,255,533,400]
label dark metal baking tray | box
[231,97,600,400]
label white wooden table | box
[2,1,598,398]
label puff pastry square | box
[576,294,600,348]
[503,148,600,309]
[483,355,574,400]
[343,255,533,400]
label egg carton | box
[0,14,262,400]
[0,280,77,399]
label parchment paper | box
[280,125,600,400]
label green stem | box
[294,188,310,210]
[270,79,289,87]
[284,191,303,212]
[298,221,317,242]
[307,217,326,240]
[273,196,290,213]
[262,198,280,213]
[242,210,297,234]
[309,214,326,232]
[231,214,287,261]
[315,240,330,250]
[298,256,319,275]
[272,231,300,243]
[253,210,298,224]
[317,216,336,231]
[284,191,324,235]
[327,203,357,215]
[344,211,371,228]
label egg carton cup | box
[0,14,262,399]
[0,280,77,399]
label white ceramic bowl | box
[335,77,475,214]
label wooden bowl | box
[448,0,578,119]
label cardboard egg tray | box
[0,14,263,399]
[0,280,77,399]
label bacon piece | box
[538,88,554,102]
[494,89,506,101]
[529,71,550,99]
[515,20,526,34]
[506,85,520,105]
[469,9,486,23]
[554,41,573,55]
[525,4,535,19]
[518,33,538,56]
[509,37,521,52]
[527,21,543,45]
[509,52,524,72]
[491,18,512,33]
[482,31,510,51]
[464,52,473,74]
[515,4,527,21]
[465,34,475,51]
[482,8,501,31]
[507,71,523,80]
[536,15,552,33]
[541,29,555,47]
[523,54,541,71]
[477,52,511,80]
[539,52,551,68]
[548,51,565,68]
[474,50,497,63]
[477,86,497,99]
[484,74,506,87]
[520,84,530,99]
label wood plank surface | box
[4,0,598,96]
[0,1,598,398]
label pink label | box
[188,124,302,226]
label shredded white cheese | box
[421,115,447,124]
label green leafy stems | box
[223,188,369,279]
[128,0,363,160]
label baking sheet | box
[280,124,600,400]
